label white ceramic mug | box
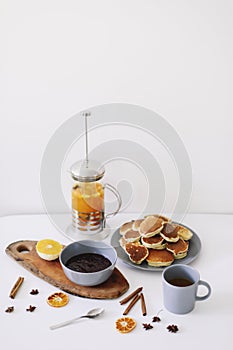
[162,264,211,314]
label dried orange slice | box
[36,239,63,261]
[47,292,69,307]
[115,317,137,333]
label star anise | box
[142,323,153,330]
[167,324,179,333]
[152,316,161,322]
[5,306,14,313]
[26,305,36,312]
[30,289,39,295]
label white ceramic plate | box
[110,223,201,271]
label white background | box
[1,0,233,217]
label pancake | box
[119,236,127,249]
[166,239,189,259]
[177,225,193,240]
[120,221,134,235]
[124,229,141,243]
[125,242,149,264]
[145,214,171,223]
[160,223,179,242]
[139,216,164,238]
[141,235,166,250]
[132,219,144,231]
[146,249,174,267]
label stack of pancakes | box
[119,215,192,267]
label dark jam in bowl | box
[65,253,111,273]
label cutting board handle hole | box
[17,245,31,254]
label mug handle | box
[195,280,211,301]
[103,183,122,226]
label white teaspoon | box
[50,307,104,330]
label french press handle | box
[103,183,122,226]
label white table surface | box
[1,213,232,350]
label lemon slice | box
[47,292,69,307]
[115,317,137,333]
[36,239,63,261]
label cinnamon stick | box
[119,286,143,305]
[123,293,141,315]
[140,292,147,316]
[9,276,24,299]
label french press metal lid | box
[69,112,105,182]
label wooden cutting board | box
[5,240,129,299]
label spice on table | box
[119,286,143,305]
[152,316,161,322]
[140,292,147,316]
[9,276,24,299]
[123,293,141,315]
[152,309,163,322]
[167,324,179,333]
[26,305,36,312]
[5,306,14,313]
[142,323,153,330]
[30,289,39,295]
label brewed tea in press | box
[66,112,122,240]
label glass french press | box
[68,112,122,240]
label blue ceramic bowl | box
[60,240,117,286]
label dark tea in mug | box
[168,278,194,287]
